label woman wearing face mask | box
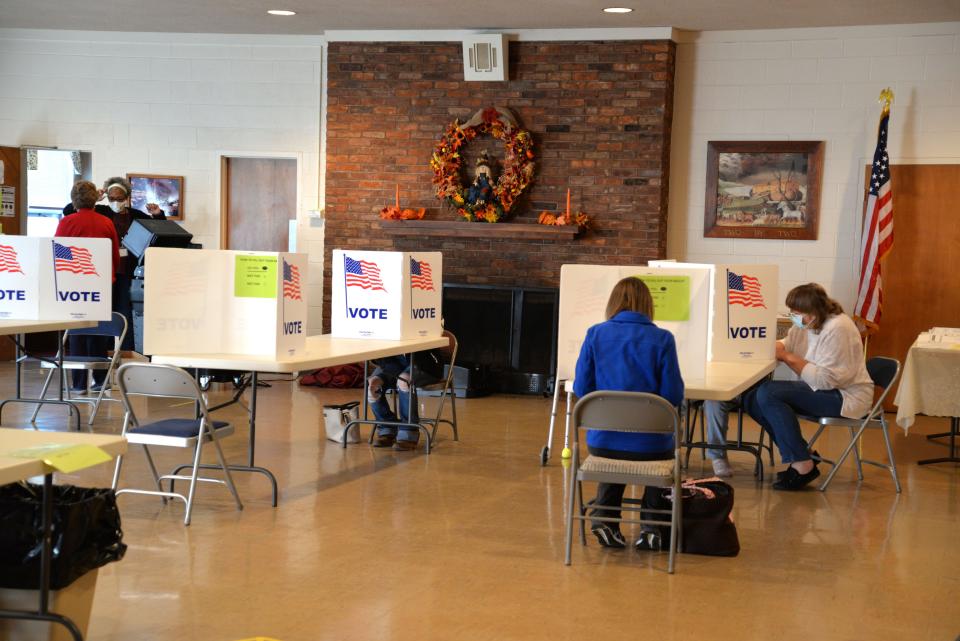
[742,283,873,490]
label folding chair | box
[30,312,127,427]
[416,332,459,443]
[802,356,902,493]
[111,362,243,525]
[564,391,682,573]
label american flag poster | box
[0,244,24,274]
[409,257,434,291]
[53,242,98,276]
[282,259,302,300]
[727,270,765,308]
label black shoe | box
[590,524,626,548]
[635,528,663,551]
[776,452,821,481]
[372,434,396,448]
[773,464,820,490]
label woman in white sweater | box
[743,283,873,490]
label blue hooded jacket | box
[572,311,684,453]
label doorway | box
[220,157,297,251]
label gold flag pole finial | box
[879,87,894,113]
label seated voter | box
[369,330,454,452]
[55,180,121,391]
[742,283,873,490]
[573,277,684,550]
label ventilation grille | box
[462,35,507,82]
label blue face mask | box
[789,312,807,329]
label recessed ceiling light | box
[267,9,296,16]
[603,7,633,13]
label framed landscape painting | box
[704,141,824,240]
[127,173,183,221]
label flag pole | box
[51,240,59,297]
[725,269,731,339]
[343,254,349,314]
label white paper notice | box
[1,186,14,217]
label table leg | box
[0,332,81,431]
[918,417,960,465]
[176,371,278,506]
[0,474,85,641]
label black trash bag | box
[641,478,740,557]
[0,483,127,590]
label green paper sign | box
[635,274,690,322]
[234,255,277,298]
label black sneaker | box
[635,528,663,551]
[773,464,820,490]
[590,524,626,548]
[776,452,821,481]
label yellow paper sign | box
[234,255,278,298]
[8,444,111,473]
[635,275,691,321]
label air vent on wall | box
[462,34,508,82]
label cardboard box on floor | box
[143,248,307,358]
[0,568,98,641]
[0,236,111,321]
[330,249,442,340]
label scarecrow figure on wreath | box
[466,151,496,206]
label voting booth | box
[143,248,307,358]
[543,260,778,464]
[0,236,111,321]
[331,249,442,340]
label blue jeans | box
[704,399,739,460]
[368,356,419,443]
[743,380,843,464]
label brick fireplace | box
[323,39,676,386]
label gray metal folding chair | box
[31,312,127,427]
[111,362,243,525]
[802,356,902,493]
[416,332,459,443]
[564,391,682,573]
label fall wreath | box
[430,107,535,223]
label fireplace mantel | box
[378,219,579,240]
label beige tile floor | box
[2,362,960,641]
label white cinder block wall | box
[0,29,327,333]
[669,22,960,313]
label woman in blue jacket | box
[573,277,684,549]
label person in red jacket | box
[54,180,120,391]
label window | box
[26,149,90,237]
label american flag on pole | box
[409,257,434,291]
[282,259,302,300]
[344,256,386,291]
[728,271,766,308]
[53,242,98,276]
[0,244,24,274]
[854,101,894,331]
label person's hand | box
[775,341,788,361]
[145,203,164,217]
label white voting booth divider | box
[0,236,111,321]
[330,249,442,340]
[143,248,307,358]
[542,261,777,465]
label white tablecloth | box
[895,337,960,431]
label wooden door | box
[221,157,296,251]
[864,164,960,408]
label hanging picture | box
[704,141,824,240]
[127,173,184,221]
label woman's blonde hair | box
[605,277,654,320]
[785,283,843,331]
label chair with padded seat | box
[30,312,127,427]
[800,356,902,493]
[564,390,682,573]
[111,362,243,525]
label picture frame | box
[704,141,824,240]
[126,173,184,221]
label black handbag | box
[642,478,740,557]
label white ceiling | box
[1,0,958,34]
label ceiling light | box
[267,9,296,16]
[603,7,633,13]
